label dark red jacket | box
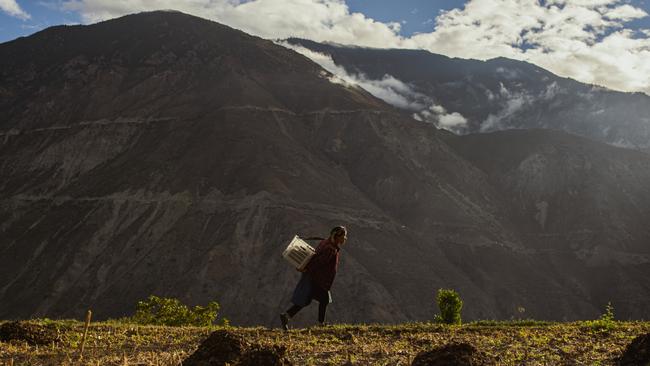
[305,238,340,291]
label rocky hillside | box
[1,11,650,326]
[286,39,650,150]
[443,129,650,317]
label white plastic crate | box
[282,235,315,270]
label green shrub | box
[584,302,616,332]
[434,288,463,325]
[129,295,221,327]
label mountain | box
[443,129,650,316]
[444,128,650,255]
[1,11,650,325]
[286,39,650,150]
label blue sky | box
[6,0,646,43]
[346,0,467,36]
[1,0,650,94]
[347,1,650,36]
[0,1,453,43]
[0,1,76,43]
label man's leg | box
[318,302,328,324]
[280,304,303,331]
[286,304,302,317]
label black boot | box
[280,313,290,331]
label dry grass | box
[1,319,648,365]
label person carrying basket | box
[280,226,348,330]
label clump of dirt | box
[337,332,356,343]
[618,332,650,366]
[183,330,248,366]
[0,321,61,346]
[238,345,292,366]
[183,329,293,366]
[411,342,496,366]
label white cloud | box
[356,75,428,110]
[439,112,468,129]
[281,42,428,110]
[60,0,650,95]
[283,42,468,131]
[62,0,405,48]
[408,0,650,94]
[413,104,469,132]
[602,4,647,21]
[0,0,30,19]
[480,83,535,132]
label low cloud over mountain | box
[287,38,650,149]
[281,41,469,132]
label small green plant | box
[584,302,616,332]
[220,317,231,327]
[433,288,463,325]
[129,295,221,327]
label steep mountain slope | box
[0,11,519,325]
[443,129,650,316]
[1,11,650,325]
[286,39,650,149]
[445,129,650,253]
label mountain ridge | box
[286,38,650,149]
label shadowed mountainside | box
[443,129,650,316]
[1,11,650,326]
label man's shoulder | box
[317,239,337,252]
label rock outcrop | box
[0,321,63,345]
[618,333,650,366]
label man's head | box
[330,226,347,246]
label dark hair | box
[330,226,347,238]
